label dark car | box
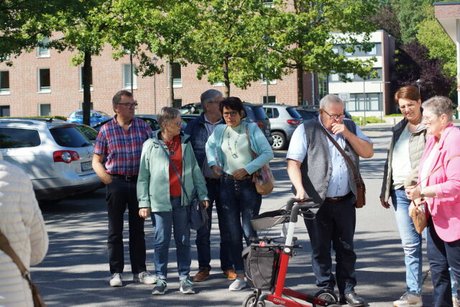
[93,114,160,132]
[179,102,272,144]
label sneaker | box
[193,268,210,282]
[109,273,123,287]
[223,268,237,281]
[151,279,167,295]
[229,278,247,291]
[179,278,196,294]
[393,292,422,307]
[134,271,156,285]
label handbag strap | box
[158,139,191,202]
[414,153,460,188]
[0,230,34,285]
[320,126,361,184]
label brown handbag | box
[321,127,366,208]
[0,231,46,307]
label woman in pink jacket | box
[406,96,460,307]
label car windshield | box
[286,107,303,119]
[50,126,92,147]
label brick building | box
[0,44,317,118]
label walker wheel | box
[315,289,338,305]
[242,292,265,307]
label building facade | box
[0,30,394,118]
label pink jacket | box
[419,124,460,242]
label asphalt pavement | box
[34,124,434,306]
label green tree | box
[268,0,379,104]
[44,0,110,125]
[187,0,273,97]
[416,7,456,78]
[0,1,57,62]
[389,0,433,44]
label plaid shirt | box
[94,117,152,176]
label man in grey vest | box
[286,94,373,307]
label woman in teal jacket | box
[137,107,208,295]
[206,97,274,291]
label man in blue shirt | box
[287,94,373,307]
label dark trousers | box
[304,196,357,295]
[219,175,261,273]
[195,178,232,271]
[106,178,146,274]
[427,219,460,307]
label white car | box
[0,118,102,202]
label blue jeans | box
[304,195,357,296]
[219,175,261,273]
[391,189,423,294]
[195,178,232,271]
[152,197,191,280]
[427,219,460,307]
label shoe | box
[229,278,247,291]
[340,291,365,307]
[133,271,157,285]
[151,279,167,295]
[223,269,237,281]
[109,273,123,287]
[193,268,210,282]
[179,278,196,294]
[453,296,459,307]
[393,292,422,307]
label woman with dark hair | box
[380,85,426,307]
[206,97,273,291]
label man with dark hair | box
[287,94,373,307]
[185,89,236,282]
[92,90,155,287]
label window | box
[263,0,274,7]
[37,37,50,57]
[123,64,137,89]
[347,93,382,112]
[80,66,93,90]
[0,71,10,94]
[39,104,51,116]
[264,107,279,119]
[38,68,51,92]
[0,128,40,148]
[0,106,10,116]
[171,63,182,87]
[263,96,276,104]
[173,99,182,108]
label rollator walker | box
[242,199,341,307]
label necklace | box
[226,126,241,159]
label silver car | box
[0,118,102,202]
[263,104,303,150]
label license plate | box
[81,161,93,172]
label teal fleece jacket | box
[205,121,274,175]
[137,131,208,212]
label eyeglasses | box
[118,101,138,108]
[169,120,182,127]
[223,111,239,117]
[322,109,344,121]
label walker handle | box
[286,198,319,223]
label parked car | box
[296,108,319,121]
[75,124,98,143]
[93,114,160,132]
[178,102,273,144]
[262,104,303,150]
[67,110,112,127]
[0,118,102,201]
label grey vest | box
[300,119,360,204]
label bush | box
[352,116,385,125]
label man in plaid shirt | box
[92,90,155,287]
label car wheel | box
[271,131,286,150]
